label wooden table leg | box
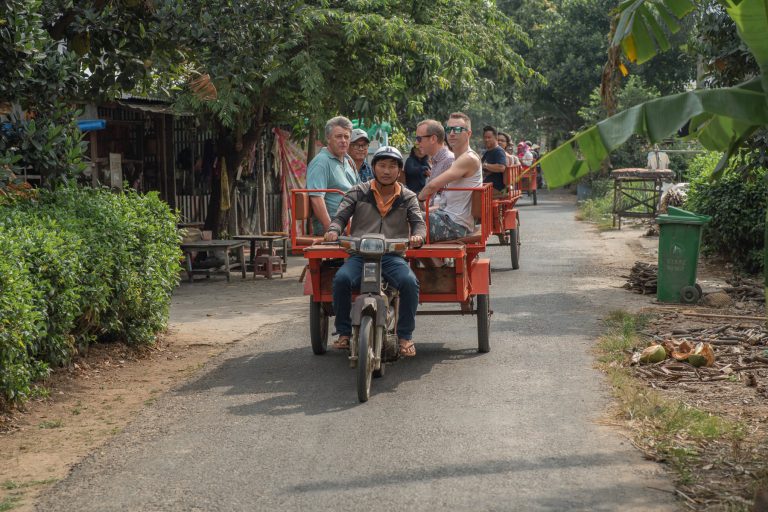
[249,240,256,265]
[185,250,194,282]
[224,247,232,282]
[239,245,247,279]
[281,238,288,271]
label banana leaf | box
[539,78,768,188]
[612,0,696,64]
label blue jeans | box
[332,254,419,340]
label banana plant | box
[538,0,768,302]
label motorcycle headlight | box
[359,237,385,255]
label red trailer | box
[293,183,495,357]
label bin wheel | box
[477,294,490,353]
[309,297,328,355]
[695,283,703,297]
[680,286,701,304]
[532,190,538,205]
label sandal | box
[332,336,350,350]
[398,340,416,357]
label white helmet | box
[371,145,404,168]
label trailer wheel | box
[309,297,328,355]
[477,294,490,353]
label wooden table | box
[180,240,247,282]
[233,235,289,272]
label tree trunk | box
[307,125,317,164]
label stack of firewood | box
[724,275,765,303]
[622,261,658,295]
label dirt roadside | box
[0,264,307,511]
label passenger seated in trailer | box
[416,112,482,242]
[323,146,425,358]
[480,125,509,196]
[306,116,359,235]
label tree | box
[579,75,661,168]
[168,0,533,234]
[537,0,768,290]
[0,0,182,186]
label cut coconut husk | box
[639,344,667,364]
[671,340,694,361]
[694,342,715,367]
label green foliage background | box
[0,188,181,405]
[685,152,766,273]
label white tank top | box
[439,149,482,231]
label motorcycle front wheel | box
[357,316,374,402]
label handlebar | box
[325,235,411,254]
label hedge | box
[0,186,181,405]
[685,152,767,274]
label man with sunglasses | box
[414,119,454,183]
[416,112,482,242]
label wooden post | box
[90,131,99,187]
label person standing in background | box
[404,145,430,193]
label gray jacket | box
[328,182,426,240]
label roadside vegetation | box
[597,311,768,510]
[575,179,615,230]
[685,151,767,274]
[0,187,181,408]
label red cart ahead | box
[518,162,538,205]
[488,164,523,269]
[291,183,495,356]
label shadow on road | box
[174,343,481,416]
[285,450,656,496]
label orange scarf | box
[370,181,402,217]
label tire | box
[357,316,374,402]
[477,294,490,353]
[532,190,538,205]
[309,297,328,355]
[373,325,386,379]
[680,285,701,304]
[509,224,520,270]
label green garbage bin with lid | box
[656,207,711,303]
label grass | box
[0,495,21,512]
[2,479,57,490]
[576,194,615,230]
[0,479,58,512]
[37,419,63,429]
[597,311,747,488]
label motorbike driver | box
[324,146,426,357]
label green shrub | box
[0,186,181,405]
[685,152,767,273]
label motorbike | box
[334,234,409,402]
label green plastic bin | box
[656,207,711,303]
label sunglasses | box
[415,134,433,143]
[350,143,369,150]
[445,126,468,134]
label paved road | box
[38,192,674,511]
